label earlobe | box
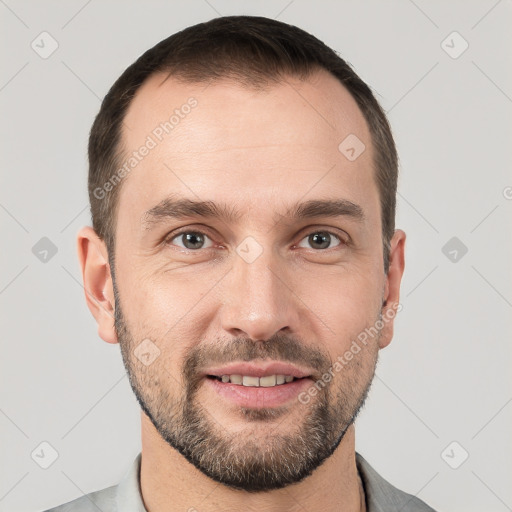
[76,226,119,344]
[378,229,406,349]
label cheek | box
[304,265,382,321]
[116,254,197,323]
[115,261,216,368]
[300,271,382,354]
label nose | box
[219,246,300,341]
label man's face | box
[110,69,395,491]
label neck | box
[139,412,365,512]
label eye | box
[297,231,344,250]
[167,230,214,250]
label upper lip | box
[203,361,313,379]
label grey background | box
[1,1,511,511]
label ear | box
[378,229,406,349]
[76,226,118,344]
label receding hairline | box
[117,66,373,168]
[109,67,376,252]
[87,15,396,277]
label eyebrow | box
[141,194,365,230]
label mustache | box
[182,333,331,386]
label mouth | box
[202,362,315,408]
[206,374,307,387]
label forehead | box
[118,69,377,228]
[122,68,370,151]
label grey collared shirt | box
[42,452,437,511]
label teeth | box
[216,374,300,387]
[259,375,276,387]
[229,374,243,385]
[242,375,259,387]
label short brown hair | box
[88,15,398,273]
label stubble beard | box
[113,277,380,492]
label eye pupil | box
[182,232,204,249]
[309,232,330,249]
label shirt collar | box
[116,451,393,512]
[116,452,147,511]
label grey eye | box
[297,231,341,250]
[171,231,214,250]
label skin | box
[78,68,405,512]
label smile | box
[207,374,304,387]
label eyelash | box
[164,227,348,252]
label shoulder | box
[40,484,117,512]
[40,452,145,512]
[356,452,438,512]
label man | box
[45,15,437,512]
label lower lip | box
[205,377,313,408]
